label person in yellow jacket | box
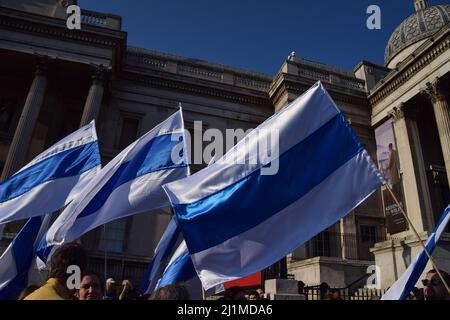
[25,243,87,300]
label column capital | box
[421,77,447,104]
[389,103,407,122]
[34,57,49,77]
[90,65,108,85]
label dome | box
[384,4,450,67]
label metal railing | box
[304,283,387,300]
[87,255,148,288]
[81,9,122,30]
[305,230,386,261]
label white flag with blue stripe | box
[39,109,189,260]
[155,241,224,299]
[0,214,52,300]
[163,81,384,290]
[156,241,200,297]
[140,217,181,295]
[382,204,450,300]
[0,121,101,224]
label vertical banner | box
[375,120,408,234]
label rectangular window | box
[310,230,331,257]
[118,117,139,150]
[98,219,127,253]
[360,225,377,243]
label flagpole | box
[103,224,107,285]
[386,185,450,294]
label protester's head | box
[49,243,87,285]
[247,291,260,300]
[256,288,265,300]
[323,292,336,300]
[319,282,331,299]
[422,269,450,300]
[121,280,133,291]
[119,279,139,300]
[104,278,118,300]
[224,286,246,300]
[75,272,104,300]
[331,289,342,300]
[388,143,393,150]
[149,284,190,300]
[17,285,39,300]
[106,278,116,291]
[297,281,306,294]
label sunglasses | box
[422,278,442,287]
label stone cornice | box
[270,72,369,107]
[0,6,126,44]
[270,59,366,93]
[120,70,271,106]
[0,6,127,71]
[127,47,272,79]
[354,60,390,74]
[369,25,450,107]
[125,47,272,93]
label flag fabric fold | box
[381,204,450,300]
[0,120,101,224]
[140,217,181,295]
[163,81,384,290]
[155,240,224,299]
[0,214,52,300]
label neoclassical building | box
[0,0,448,292]
[361,0,450,289]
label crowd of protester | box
[16,243,450,301]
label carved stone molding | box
[121,72,270,106]
[370,31,449,107]
[421,77,447,103]
[0,10,124,48]
[389,103,406,122]
[34,57,49,77]
[91,65,108,85]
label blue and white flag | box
[39,109,189,261]
[140,217,181,295]
[155,241,223,299]
[382,204,450,300]
[156,241,198,291]
[0,214,52,300]
[163,81,384,290]
[0,121,101,224]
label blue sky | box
[78,0,446,75]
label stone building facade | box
[0,0,448,291]
[360,1,450,290]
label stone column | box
[79,66,107,127]
[340,212,358,260]
[389,103,426,233]
[0,60,48,182]
[421,77,450,185]
[406,108,434,231]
